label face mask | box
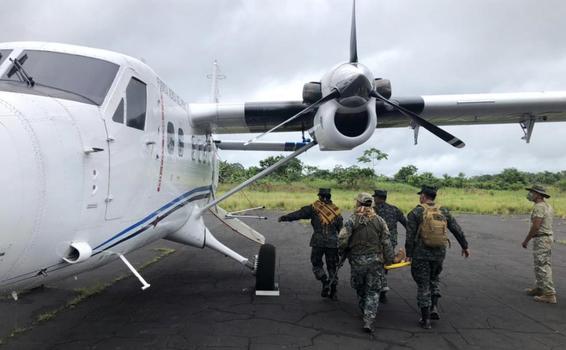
[526,192,535,201]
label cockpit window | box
[0,50,12,66]
[0,50,119,105]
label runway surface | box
[1,211,566,349]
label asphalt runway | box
[1,211,566,350]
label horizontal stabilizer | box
[209,206,265,245]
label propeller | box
[244,89,340,146]
[350,0,358,63]
[370,90,465,148]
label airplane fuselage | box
[0,42,217,293]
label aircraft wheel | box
[255,244,276,291]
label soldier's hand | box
[521,240,529,249]
[462,249,470,258]
[277,216,286,222]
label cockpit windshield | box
[0,50,119,106]
[0,49,12,66]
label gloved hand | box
[278,216,287,222]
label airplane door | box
[105,73,152,220]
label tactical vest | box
[418,204,449,248]
[349,215,382,256]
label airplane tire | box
[255,244,276,291]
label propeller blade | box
[350,0,358,63]
[371,91,466,148]
[244,89,340,146]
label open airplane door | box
[208,206,265,245]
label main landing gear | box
[254,244,279,296]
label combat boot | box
[419,307,432,329]
[320,277,330,298]
[534,293,557,304]
[329,285,338,301]
[379,291,388,304]
[362,317,374,333]
[430,296,440,320]
[525,287,544,296]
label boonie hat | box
[525,185,550,198]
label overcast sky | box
[3,0,566,176]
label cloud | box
[2,0,566,177]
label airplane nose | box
[0,119,25,282]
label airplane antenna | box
[349,0,358,63]
[207,59,226,103]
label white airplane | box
[1,1,566,298]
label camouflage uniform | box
[339,206,394,324]
[374,201,407,296]
[406,204,468,308]
[531,201,555,294]
[374,202,407,249]
[280,202,343,287]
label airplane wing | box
[190,91,566,132]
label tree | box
[259,155,303,182]
[333,165,375,188]
[357,148,388,173]
[394,165,418,183]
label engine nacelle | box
[311,98,377,151]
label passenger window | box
[112,99,124,123]
[126,78,146,131]
[178,128,184,157]
[167,122,175,154]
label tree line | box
[219,148,566,191]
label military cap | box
[417,185,437,197]
[318,188,331,195]
[373,189,387,198]
[355,192,373,205]
[525,185,550,198]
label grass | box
[218,181,566,218]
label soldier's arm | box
[405,208,420,259]
[279,205,313,222]
[443,208,469,250]
[335,214,344,232]
[338,218,353,252]
[379,218,395,265]
[397,207,408,229]
[523,206,544,248]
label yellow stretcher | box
[384,261,411,270]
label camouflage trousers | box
[349,255,386,321]
[410,259,443,308]
[311,247,339,286]
[533,236,555,294]
[381,242,397,292]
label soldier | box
[278,188,343,300]
[373,189,407,303]
[522,185,557,304]
[338,192,394,333]
[405,185,470,329]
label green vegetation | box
[218,148,566,217]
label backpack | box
[418,204,449,248]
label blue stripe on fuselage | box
[93,185,212,251]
